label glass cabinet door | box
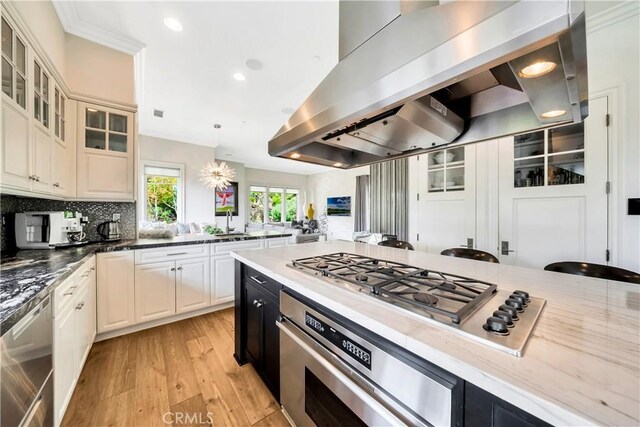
[84,106,129,153]
[1,17,26,109]
[427,147,465,193]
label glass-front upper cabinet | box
[513,122,584,188]
[1,16,26,109]
[427,146,465,192]
[33,59,50,128]
[83,105,129,153]
[54,86,66,141]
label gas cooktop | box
[289,252,546,357]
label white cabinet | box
[76,101,135,200]
[97,251,135,333]
[1,100,30,189]
[53,257,96,426]
[31,124,52,193]
[211,255,236,305]
[53,298,77,425]
[265,237,289,248]
[134,261,176,323]
[176,257,210,314]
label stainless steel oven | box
[278,291,462,427]
[1,296,54,427]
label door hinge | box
[417,193,420,201]
[606,181,611,194]
[605,249,611,262]
[605,114,610,126]
[416,155,420,161]
[416,233,420,242]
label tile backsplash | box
[1,195,136,253]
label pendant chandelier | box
[199,123,236,190]
[200,160,236,190]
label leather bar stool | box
[544,262,640,284]
[378,240,415,251]
[440,248,500,263]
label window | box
[142,162,184,223]
[1,16,26,109]
[249,186,299,223]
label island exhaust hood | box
[268,0,588,169]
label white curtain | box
[370,158,409,241]
[354,175,370,232]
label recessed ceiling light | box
[540,109,566,118]
[312,55,321,62]
[233,72,246,81]
[281,107,295,115]
[290,153,301,159]
[245,59,263,71]
[333,162,343,167]
[519,61,556,78]
[163,17,183,32]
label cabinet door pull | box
[64,286,78,296]
[250,276,267,285]
[253,299,264,308]
[53,183,60,188]
[177,266,183,271]
[167,252,188,256]
[170,267,176,271]
[75,301,85,310]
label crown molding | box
[52,1,145,55]
[586,1,639,34]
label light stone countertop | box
[231,240,640,427]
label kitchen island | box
[231,240,640,427]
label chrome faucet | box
[226,210,232,234]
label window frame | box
[139,160,186,224]
[248,184,300,224]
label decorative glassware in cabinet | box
[446,167,465,191]
[548,152,584,185]
[428,170,445,192]
[514,158,544,187]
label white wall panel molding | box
[586,1,639,34]
[52,1,145,55]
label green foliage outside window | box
[146,176,178,222]
[249,191,265,223]
[285,193,297,222]
[269,192,282,222]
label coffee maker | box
[15,211,87,249]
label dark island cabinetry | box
[234,261,282,401]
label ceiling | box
[55,1,338,174]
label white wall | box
[138,135,218,224]
[585,2,640,271]
[307,166,370,240]
[65,34,136,106]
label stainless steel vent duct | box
[268,0,588,169]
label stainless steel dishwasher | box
[1,296,54,427]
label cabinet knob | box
[170,267,176,271]
[75,301,85,310]
[177,266,183,271]
[253,299,264,308]
[53,182,60,188]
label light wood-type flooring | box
[62,308,290,427]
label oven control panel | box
[305,312,372,369]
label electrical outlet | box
[113,213,121,221]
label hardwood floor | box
[62,308,290,427]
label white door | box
[498,96,609,268]
[134,261,176,323]
[31,125,52,193]
[1,101,30,189]
[211,255,235,305]
[176,257,210,314]
[97,252,135,333]
[416,145,477,254]
[53,301,77,425]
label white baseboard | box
[94,302,234,342]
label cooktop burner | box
[288,252,546,357]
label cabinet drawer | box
[54,256,95,314]
[135,244,210,264]
[244,265,283,299]
[212,240,262,256]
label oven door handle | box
[276,318,410,427]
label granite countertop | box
[231,241,640,427]
[0,231,291,335]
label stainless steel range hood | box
[268,0,588,169]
